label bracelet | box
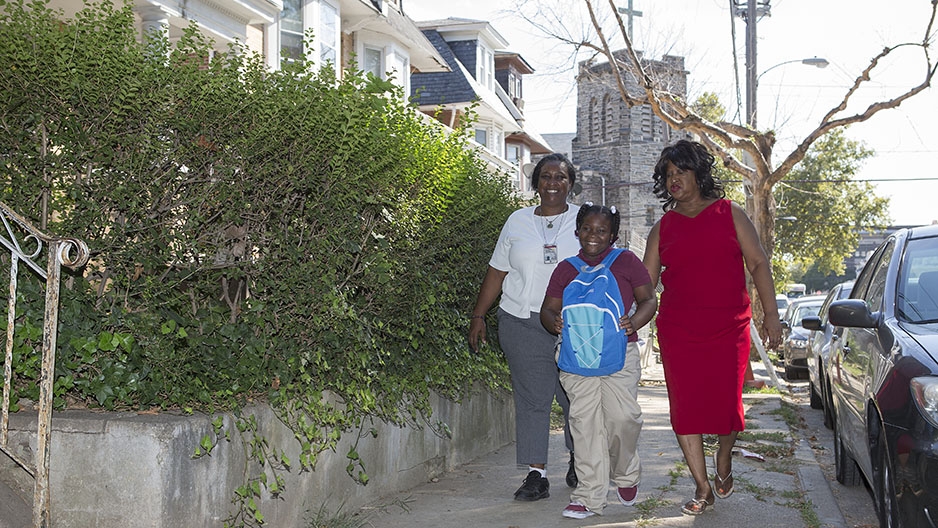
[470,315,485,320]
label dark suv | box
[827,224,938,528]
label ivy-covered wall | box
[0,0,518,503]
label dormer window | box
[508,71,521,100]
[279,0,340,74]
[477,43,494,91]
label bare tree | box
[514,0,937,318]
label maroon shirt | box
[545,246,652,342]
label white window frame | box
[358,34,411,93]
[279,0,304,63]
[362,45,384,79]
[385,45,410,94]
[316,0,339,69]
[477,43,494,92]
[474,127,489,149]
[278,0,340,76]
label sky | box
[404,0,937,227]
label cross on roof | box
[617,0,643,38]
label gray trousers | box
[498,309,573,467]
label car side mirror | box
[802,315,823,332]
[828,299,881,329]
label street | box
[787,379,879,528]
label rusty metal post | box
[0,202,88,528]
[32,240,67,527]
[2,254,18,448]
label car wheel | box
[781,354,794,381]
[875,429,898,528]
[821,374,835,430]
[834,416,862,486]
[809,379,823,409]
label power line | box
[726,177,938,183]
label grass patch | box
[769,401,800,428]
[783,494,820,528]
[656,460,685,493]
[306,502,372,528]
[762,461,797,474]
[744,385,781,394]
[737,476,778,502]
[635,495,671,527]
[738,431,788,443]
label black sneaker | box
[514,470,550,501]
[566,452,578,488]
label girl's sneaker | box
[617,484,639,506]
[562,502,595,519]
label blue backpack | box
[559,248,627,376]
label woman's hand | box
[762,316,783,350]
[619,315,635,335]
[550,313,564,335]
[540,296,564,336]
[468,267,508,352]
[468,317,487,352]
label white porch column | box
[138,5,170,41]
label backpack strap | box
[599,247,624,269]
[566,248,624,274]
[565,255,586,271]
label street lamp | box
[748,57,829,128]
[757,57,829,82]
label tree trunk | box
[746,167,777,338]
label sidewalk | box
[360,360,849,527]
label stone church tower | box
[571,51,690,256]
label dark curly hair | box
[652,139,725,211]
[575,202,620,243]
[531,153,577,188]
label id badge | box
[543,244,558,264]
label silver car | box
[778,295,825,380]
[802,281,854,429]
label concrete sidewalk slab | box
[361,361,837,528]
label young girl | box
[540,203,657,519]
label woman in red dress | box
[642,140,782,515]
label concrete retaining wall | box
[3,388,514,527]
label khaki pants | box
[560,342,643,513]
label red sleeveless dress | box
[657,199,751,435]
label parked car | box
[827,223,938,528]
[803,280,854,428]
[776,294,791,320]
[778,294,825,380]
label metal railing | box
[0,201,89,527]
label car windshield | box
[792,304,821,326]
[777,298,789,310]
[897,235,938,324]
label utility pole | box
[734,0,771,129]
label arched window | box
[602,94,614,142]
[588,98,598,144]
[641,106,653,141]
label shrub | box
[0,0,517,480]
